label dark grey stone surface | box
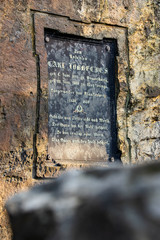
[6,162,160,240]
[45,29,118,162]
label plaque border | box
[32,11,129,177]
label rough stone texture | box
[0,177,35,240]
[0,0,159,174]
[6,162,160,240]
[0,0,160,238]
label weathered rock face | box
[6,163,160,240]
[0,0,159,239]
[0,0,159,174]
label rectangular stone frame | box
[33,12,129,178]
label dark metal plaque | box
[45,30,118,163]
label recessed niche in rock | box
[45,29,118,164]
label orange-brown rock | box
[0,0,159,238]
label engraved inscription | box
[45,31,117,162]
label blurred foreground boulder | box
[6,163,160,240]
